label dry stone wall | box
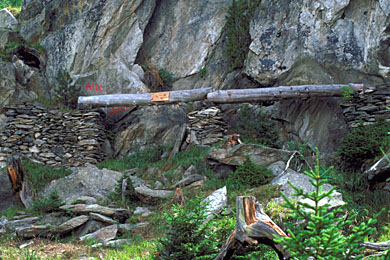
[341,85,390,128]
[0,104,106,167]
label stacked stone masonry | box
[341,85,390,128]
[0,104,106,167]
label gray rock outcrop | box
[113,105,187,157]
[0,9,18,30]
[40,166,122,205]
[19,0,153,94]
[246,0,389,86]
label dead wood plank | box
[207,84,364,103]
[215,196,287,260]
[360,241,390,250]
[78,88,213,107]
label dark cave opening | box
[10,45,41,70]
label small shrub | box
[108,173,139,206]
[223,0,260,71]
[227,156,273,189]
[274,150,382,259]
[31,190,63,213]
[233,104,281,148]
[158,69,174,89]
[154,197,219,260]
[337,118,390,170]
[54,69,81,109]
[341,86,355,102]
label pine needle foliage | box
[227,156,273,189]
[274,150,384,260]
[223,0,260,71]
[54,69,80,109]
[154,198,219,260]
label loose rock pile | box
[186,107,228,145]
[0,200,148,247]
[0,104,106,167]
[341,85,390,128]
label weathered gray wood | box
[360,241,390,250]
[207,84,364,103]
[78,88,213,107]
[215,196,288,260]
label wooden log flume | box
[77,84,364,107]
[77,88,213,107]
[207,83,364,103]
[214,196,288,260]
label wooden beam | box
[207,84,364,103]
[78,88,213,107]
[214,196,288,260]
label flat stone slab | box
[5,217,39,232]
[59,204,129,222]
[51,215,89,234]
[80,224,118,243]
[90,213,116,225]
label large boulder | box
[19,0,154,94]
[113,105,188,157]
[245,0,389,86]
[40,165,122,205]
[271,162,345,210]
[363,154,390,191]
[207,144,291,167]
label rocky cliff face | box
[18,0,390,93]
[246,0,390,86]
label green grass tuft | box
[22,159,72,193]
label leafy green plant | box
[154,197,219,260]
[199,67,207,78]
[22,248,42,260]
[227,156,273,189]
[274,150,382,259]
[31,190,63,213]
[0,0,22,17]
[223,0,260,71]
[22,160,72,193]
[54,69,80,109]
[232,103,281,148]
[341,86,355,102]
[158,69,174,90]
[337,118,390,170]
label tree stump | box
[6,154,25,205]
[215,196,288,260]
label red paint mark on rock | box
[85,82,103,91]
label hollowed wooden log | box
[215,196,288,260]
